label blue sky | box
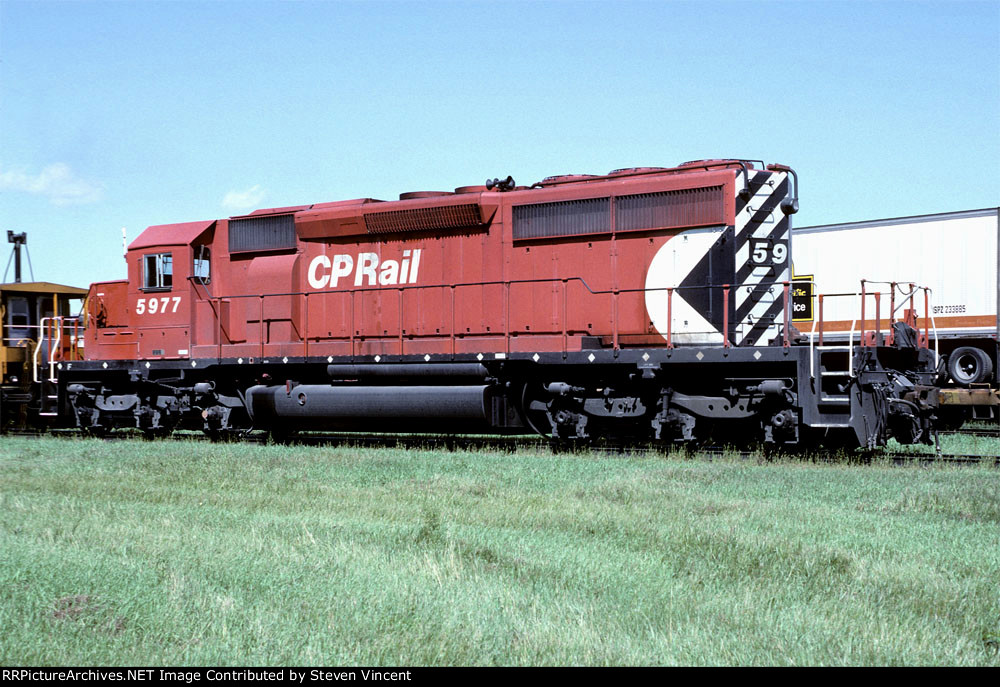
[1,0,998,288]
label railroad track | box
[4,428,997,465]
[940,428,1000,438]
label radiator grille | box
[229,214,297,253]
[512,197,611,240]
[615,186,724,232]
[364,204,483,235]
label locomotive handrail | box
[928,295,940,367]
[33,317,62,383]
[185,272,939,361]
[848,318,857,377]
[805,283,861,380]
[199,275,716,300]
[200,277,760,358]
[24,316,82,382]
[806,283,937,380]
[49,317,62,382]
[891,283,920,318]
[31,320,47,383]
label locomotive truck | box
[16,160,949,448]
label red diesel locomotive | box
[55,159,943,448]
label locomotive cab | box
[85,221,216,361]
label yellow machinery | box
[1,281,88,385]
[1,231,88,427]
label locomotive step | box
[2,392,32,403]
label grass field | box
[1,435,999,666]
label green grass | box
[1,436,999,666]
[888,430,1000,456]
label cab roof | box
[128,220,215,250]
[0,281,88,296]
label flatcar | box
[45,160,947,448]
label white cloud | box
[0,162,104,206]
[222,184,265,211]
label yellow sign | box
[791,274,814,322]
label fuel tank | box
[245,384,493,432]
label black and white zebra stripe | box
[733,171,791,347]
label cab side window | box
[143,253,173,290]
[193,246,211,284]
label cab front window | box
[143,253,172,290]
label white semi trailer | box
[792,207,999,386]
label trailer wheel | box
[947,346,994,386]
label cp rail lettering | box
[308,250,422,289]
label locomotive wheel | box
[947,347,994,386]
[519,382,555,438]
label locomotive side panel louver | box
[512,198,611,240]
[229,214,297,253]
[615,186,725,233]
[364,204,484,235]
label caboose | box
[61,160,943,448]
